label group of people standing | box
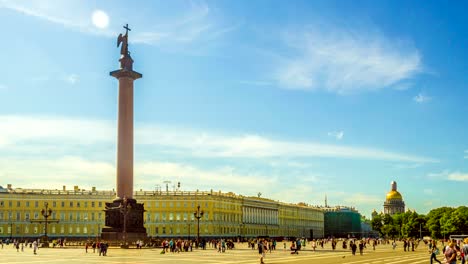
[85,241,108,256]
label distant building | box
[324,206,362,238]
[0,184,325,240]
[383,181,405,215]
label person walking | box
[32,240,38,255]
[430,241,442,264]
[444,242,457,264]
[258,239,265,264]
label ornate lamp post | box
[119,197,132,248]
[194,205,204,248]
[30,202,59,247]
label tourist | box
[430,241,442,264]
[258,239,265,264]
[359,241,364,255]
[444,242,457,264]
[461,238,468,264]
[351,241,357,255]
[33,240,38,255]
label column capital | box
[110,69,142,80]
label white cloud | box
[239,80,273,86]
[447,172,468,182]
[0,0,235,48]
[65,74,79,84]
[427,170,468,182]
[464,150,468,159]
[423,189,433,195]
[343,193,381,205]
[0,115,438,163]
[275,27,421,94]
[328,131,344,140]
[0,0,115,37]
[414,93,431,103]
[393,163,422,169]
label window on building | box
[35,201,38,208]
[83,227,87,234]
[60,213,65,221]
[34,212,39,219]
[84,201,88,207]
[26,201,30,207]
[169,202,173,208]
[61,201,65,207]
[161,213,166,221]
[76,212,81,221]
[162,202,166,208]
[176,213,180,221]
[169,213,174,221]
[91,201,95,207]
[69,227,73,234]
[0,227,3,234]
[25,226,29,233]
[98,202,102,207]
[176,202,180,207]
[70,202,73,207]
[91,213,95,221]
[146,213,151,222]
[16,212,20,220]
[176,227,180,234]
[9,201,12,207]
[183,213,188,221]
[52,226,56,234]
[60,225,65,234]
[83,213,88,221]
[155,202,159,208]
[162,227,166,234]
[52,201,56,207]
[98,213,102,220]
[34,226,38,234]
[69,213,73,221]
[146,201,151,208]
[25,212,29,220]
[154,213,159,221]
[0,201,3,207]
[17,201,20,207]
[77,202,80,208]
[155,227,159,234]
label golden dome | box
[386,190,403,200]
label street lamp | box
[194,205,204,248]
[30,202,59,246]
[119,197,132,248]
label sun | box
[91,10,109,29]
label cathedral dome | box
[386,190,403,200]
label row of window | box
[0,212,103,221]
[0,200,103,208]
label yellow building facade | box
[0,185,324,240]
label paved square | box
[0,242,436,264]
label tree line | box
[370,206,468,239]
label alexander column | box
[101,24,147,243]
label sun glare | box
[91,10,109,29]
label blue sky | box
[0,0,467,217]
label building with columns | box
[0,184,324,240]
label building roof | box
[386,190,403,200]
